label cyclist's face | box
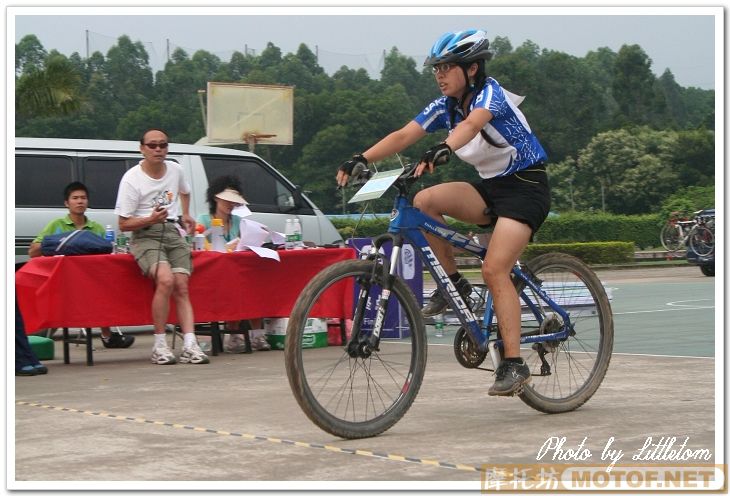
[434,63,475,98]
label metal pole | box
[197,90,207,135]
[85,30,89,59]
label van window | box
[16,155,74,207]
[201,156,314,214]
[81,157,134,209]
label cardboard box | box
[263,318,327,350]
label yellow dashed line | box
[16,400,483,473]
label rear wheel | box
[689,225,714,257]
[285,259,426,439]
[700,264,715,277]
[514,253,614,413]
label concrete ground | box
[12,265,718,490]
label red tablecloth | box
[16,248,355,333]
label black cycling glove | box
[420,142,452,167]
[338,153,368,176]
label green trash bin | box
[27,336,54,361]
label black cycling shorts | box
[470,164,551,235]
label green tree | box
[659,185,715,220]
[16,52,83,117]
[380,47,425,108]
[15,34,47,77]
[490,36,513,57]
[103,35,154,113]
[331,66,372,90]
[574,128,680,214]
[258,42,283,69]
[530,50,606,162]
[611,44,670,127]
[665,128,714,186]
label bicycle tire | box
[514,253,614,414]
[660,222,682,252]
[689,225,714,257]
[285,259,427,439]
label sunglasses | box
[431,63,456,74]
[144,142,168,150]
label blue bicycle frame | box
[365,192,572,359]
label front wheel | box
[285,259,427,439]
[515,253,614,414]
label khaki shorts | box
[130,222,192,276]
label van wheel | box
[700,264,714,277]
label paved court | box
[13,265,718,489]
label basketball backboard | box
[206,82,294,146]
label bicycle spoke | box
[285,260,426,438]
[517,253,613,413]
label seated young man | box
[28,181,135,349]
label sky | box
[10,6,719,90]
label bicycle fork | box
[347,234,401,358]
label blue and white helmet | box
[424,29,492,66]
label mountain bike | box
[284,164,614,439]
[660,210,715,257]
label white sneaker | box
[179,341,210,364]
[151,343,177,365]
[224,334,248,354]
[252,334,271,351]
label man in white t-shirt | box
[115,128,208,365]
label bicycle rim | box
[689,226,714,257]
[285,259,426,439]
[660,223,681,252]
[516,253,614,413]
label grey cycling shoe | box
[422,277,472,317]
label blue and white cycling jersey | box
[413,78,547,179]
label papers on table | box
[233,218,285,261]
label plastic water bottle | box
[193,233,205,251]
[434,313,444,338]
[115,231,129,254]
[284,219,294,250]
[104,225,115,251]
[293,219,304,249]
[210,218,226,253]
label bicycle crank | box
[453,327,488,368]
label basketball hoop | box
[242,132,277,152]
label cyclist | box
[336,29,550,396]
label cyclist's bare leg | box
[482,217,532,358]
[413,182,490,273]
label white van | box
[15,137,342,265]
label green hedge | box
[330,212,663,250]
[533,212,662,249]
[522,242,635,265]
